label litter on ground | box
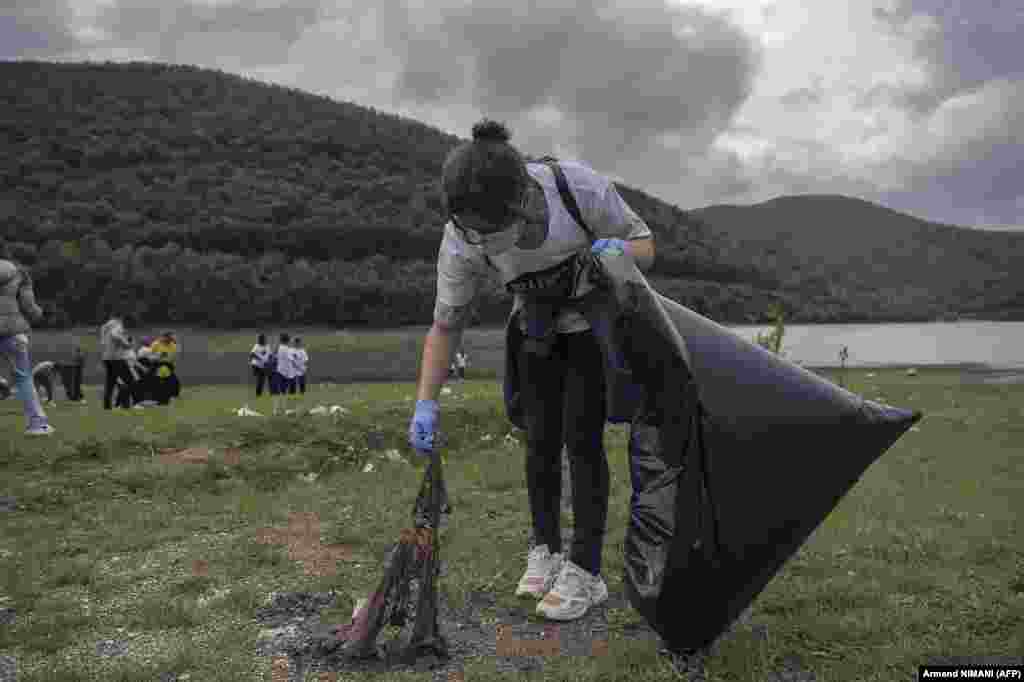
[381,449,404,463]
[237,406,264,417]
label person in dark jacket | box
[32,360,58,403]
[55,345,86,402]
[250,333,272,397]
[0,245,55,435]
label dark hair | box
[0,239,10,261]
[257,333,267,345]
[279,332,290,343]
[442,119,529,226]
[293,337,302,345]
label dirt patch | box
[158,447,213,465]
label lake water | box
[726,321,1024,369]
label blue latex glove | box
[591,238,627,257]
[409,399,440,455]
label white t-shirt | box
[275,345,294,378]
[250,343,271,368]
[434,159,652,333]
[292,348,308,375]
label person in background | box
[271,332,292,416]
[32,360,58,404]
[150,331,178,360]
[55,345,86,402]
[100,316,137,410]
[291,337,309,395]
[150,331,180,403]
[114,335,144,409]
[250,333,272,397]
[0,244,54,435]
[450,344,469,381]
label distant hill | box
[691,195,1024,319]
[0,60,1021,328]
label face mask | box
[465,221,524,257]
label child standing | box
[99,316,137,411]
[250,333,272,397]
[271,332,292,416]
[291,337,309,395]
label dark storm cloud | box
[94,0,326,66]
[391,0,762,170]
[0,0,79,59]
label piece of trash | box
[441,387,452,396]
[480,434,493,442]
[381,449,404,463]
[309,406,329,416]
[329,405,349,416]
[866,372,876,378]
[237,406,264,417]
[362,462,375,473]
[905,368,918,376]
[910,426,920,432]
[285,409,298,416]
[299,473,319,483]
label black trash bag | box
[616,278,922,655]
[324,449,450,664]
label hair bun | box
[472,119,511,143]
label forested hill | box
[692,196,1024,321]
[1,60,1020,328]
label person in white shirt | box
[407,119,656,623]
[449,345,468,381]
[290,337,309,395]
[271,332,293,415]
[249,333,272,397]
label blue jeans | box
[0,334,49,429]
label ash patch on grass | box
[252,585,643,681]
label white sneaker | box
[536,559,608,621]
[25,424,55,436]
[515,544,564,598]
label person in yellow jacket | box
[149,332,178,362]
[147,332,180,403]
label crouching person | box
[32,360,58,404]
[0,248,54,435]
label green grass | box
[0,368,1021,681]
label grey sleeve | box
[16,271,44,323]
[434,224,485,329]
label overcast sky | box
[3,0,1022,230]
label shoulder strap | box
[480,157,596,272]
[538,157,595,242]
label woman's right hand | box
[409,399,440,456]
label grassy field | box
[0,367,1021,681]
